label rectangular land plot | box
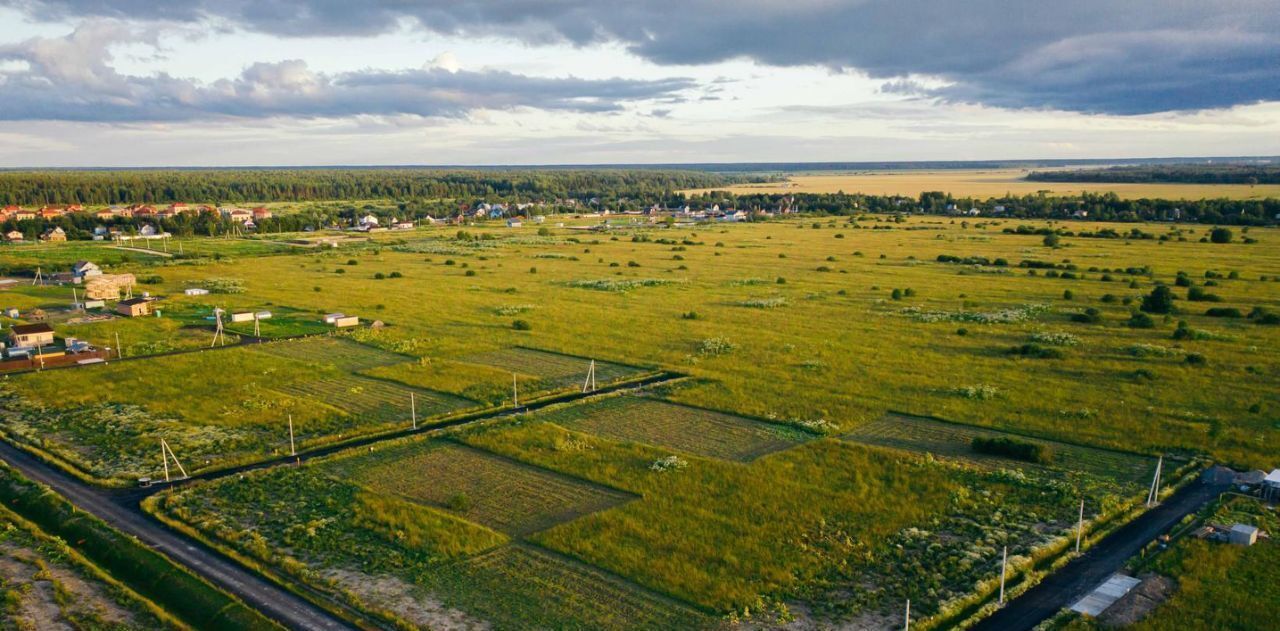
[352,443,632,536]
[845,413,1153,484]
[250,337,408,371]
[458,347,646,390]
[549,396,804,461]
[429,544,710,630]
[274,376,471,423]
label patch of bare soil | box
[1096,574,1176,628]
[322,568,490,631]
[741,601,900,631]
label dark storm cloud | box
[6,0,1277,114]
[0,23,695,121]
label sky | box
[0,1,1277,167]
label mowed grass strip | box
[273,375,470,423]
[549,396,804,461]
[351,442,632,536]
[249,336,408,371]
[428,544,711,630]
[845,413,1153,485]
[458,347,643,390]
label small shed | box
[116,298,153,318]
[332,316,359,328]
[255,311,273,320]
[184,288,210,296]
[230,312,255,323]
[323,313,346,324]
[84,299,106,309]
[1229,524,1258,546]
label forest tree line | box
[0,169,751,207]
[1026,164,1280,185]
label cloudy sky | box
[0,1,1277,167]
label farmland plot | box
[458,347,646,391]
[249,336,408,371]
[548,396,804,461]
[845,413,1153,485]
[345,442,632,536]
[425,544,710,630]
[274,376,471,426]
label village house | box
[4,230,23,242]
[115,297,153,318]
[72,260,102,281]
[13,209,36,221]
[8,323,55,348]
[94,209,115,220]
[252,207,272,221]
[40,227,67,242]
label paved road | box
[0,439,358,631]
[971,476,1229,631]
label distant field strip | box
[845,413,1153,484]
[355,443,632,536]
[274,376,469,422]
[458,347,646,390]
[437,544,709,630]
[550,397,803,461]
[250,337,407,371]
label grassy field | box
[3,213,1278,628]
[337,441,633,536]
[680,169,1280,200]
[549,396,805,461]
[846,413,1154,484]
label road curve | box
[971,475,1228,631]
[0,440,356,631]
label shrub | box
[388,271,403,278]
[1204,307,1242,318]
[1175,274,1193,287]
[650,455,689,472]
[955,327,968,336]
[1062,289,1074,300]
[1186,287,1221,302]
[1043,234,1060,247]
[971,436,1052,464]
[1100,294,1117,303]
[776,277,786,284]
[334,268,345,274]
[446,493,471,511]
[1140,285,1176,314]
[680,310,700,320]
[465,269,477,276]
[1069,307,1101,323]
[444,259,456,265]
[1209,227,1233,243]
[1184,353,1207,366]
[1128,312,1156,328]
[537,226,552,236]
[529,267,537,274]
[627,261,641,268]
[891,288,903,300]
[140,275,164,284]
[374,272,386,279]
[511,319,532,331]
[1007,343,1064,359]
[696,337,737,356]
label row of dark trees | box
[1026,164,1280,185]
[687,190,1279,225]
[0,169,746,207]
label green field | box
[846,413,1154,484]
[2,214,1277,628]
[549,396,805,461]
[340,442,633,536]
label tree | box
[1210,227,1233,244]
[1140,285,1176,314]
[1042,233,1060,247]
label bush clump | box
[971,436,1052,464]
[1007,343,1064,359]
[1204,307,1243,318]
[512,319,532,331]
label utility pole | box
[1076,498,1085,553]
[582,359,597,393]
[1152,453,1162,506]
[512,373,519,408]
[999,546,1008,605]
[410,392,417,430]
[115,331,123,359]
[288,414,296,456]
[161,439,170,482]
[904,599,910,631]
